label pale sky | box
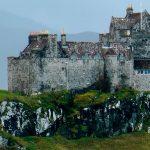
[0,0,149,33]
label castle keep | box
[8,5,150,94]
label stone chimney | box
[61,30,66,46]
[126,4,133,17]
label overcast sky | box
[0,0,149,33]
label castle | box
[8,5,150,95]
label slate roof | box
[59,41,102,58]
[21,37,102,58]
[22,39,48,54]
[111,17,137,29]
[126,13,141,20]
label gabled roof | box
[126,10,150,21]
[110,17,137,29]
[126,13,141,20]
[60,41,102,57]
[22,39,48,54]
[110,10,150,30]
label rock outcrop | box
[0,136,26,150]
[60,93,150,138]
[0,101,63,136]
[0,93,149,139]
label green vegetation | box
[0,89,150,149]
[0,127,29,149]
[0,88,145,114]
[74,90,111,109]
[114,88,139,101]
[1,131,150,150]
[74,88,141,110]
[0,90,70,111]
[22,132,150,150]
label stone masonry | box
[8,5,150,94]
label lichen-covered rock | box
[62,93,150,138]
[35,107,63,136]
[0,136,8,147]
[0,101,35,136]
[0,136,26,150]
[0,93,149,139]
[0,101,63,136]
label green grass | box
[1,131,150,150]
[0,89,142,110]
[115,88,139,101]
[0,90,39,109]
[0,88,144,117]
[0,90,70,111]
[20,132,150,150]
[74,90,111,109]
[0,129,29,149]
[0,89,150,149]
[73,89,140,109]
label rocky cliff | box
[61,93,150,138]
[0,90,149,148]
[0,101,63,137]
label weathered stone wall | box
[30,58,104,93]
[118,60,134,88]
[29,56,43,93]
[105,55,119,90]
[105,55,134,90]
[8,54,104,94]
[8,57,30,94]
[133,74,150,91]
[7,7,150,93]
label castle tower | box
[61,30,66,46]
[48,34,58,57]
[126,4,133,16]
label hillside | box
[1,131,150,150]
[0,89,150,149]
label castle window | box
[136,69,150,75]
[137,70,140,74]
[52,88,55,91]
[62,67,65,71]
[145,70,148,74]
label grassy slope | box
[0,89,150,150]
[0,89,141,111]
[0,90,71,111]
[23,132,150,150]
[0,131,150,150]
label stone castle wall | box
[105,55,133,90]
[8,57,30,94]
[8,56,104,94]
[133,74,150,91]
[30,58,104,93]
[8,52,149,94]
[8,7,150,94]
